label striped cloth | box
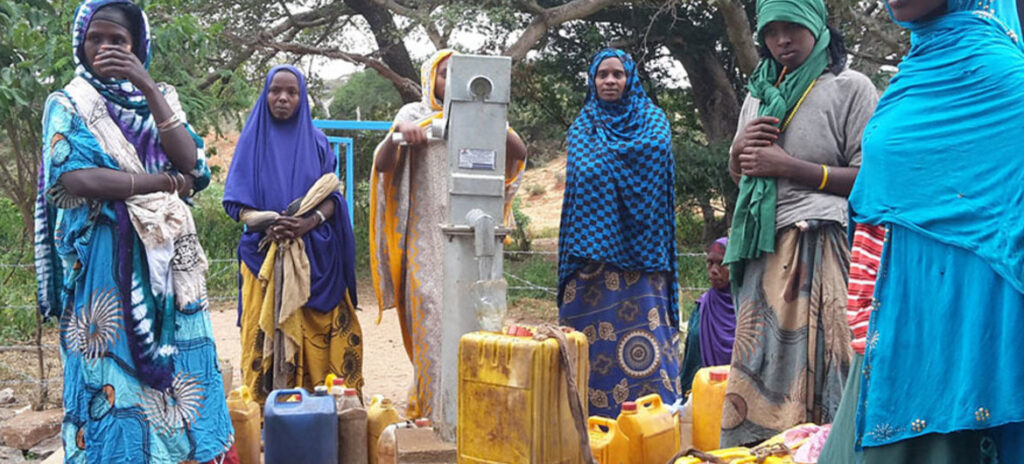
[847,223,885,354]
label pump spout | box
[465,209,506,332]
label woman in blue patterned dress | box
[557,48,681,419]
[33,1,234,461]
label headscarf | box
[698,237,735,366]
[850,0,1024,293]
[224,65,358,312]
[724,0,831,285]
[558,48,679,327]
[69,0,180,175]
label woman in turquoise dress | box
[819,0,1024,461]
[33,0,234,461]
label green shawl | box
[724,0,830,285]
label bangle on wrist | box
[162,173,175,193]
[818,164,829,190]
[128,173,136,196]
[314,210,327,225]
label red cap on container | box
[709,369,729,382]
[343,388,358,396]
[621,401,637,412]
[414,418,431,427]
[333,378,346,386]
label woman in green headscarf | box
[719,0,878,447]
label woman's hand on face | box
[92,45,154,90]
[738,143,794,178]
[395,121,429,147]
[268,216,317,241]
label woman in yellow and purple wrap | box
[223,65,363,404]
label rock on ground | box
[0,409,62,450]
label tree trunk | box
[668,45,742,143]
[718,0,759,77]
[344,0,420,103]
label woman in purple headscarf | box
[223,66,362,403]
[679,237,735,393]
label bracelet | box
[128,174,135,196]
[314,210,327,225]
[818,164,829,190]
[163,172,176,193]
[175,172,186,193]
[157,114,181,131]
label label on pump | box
[458,148,497,170]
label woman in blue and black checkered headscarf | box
[556,48,682,418]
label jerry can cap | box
[710,369,729,382]
[621,401,637,412]
[414,418,431,427]
[314,385,329,395]
[333,378,346,386]
[343,388,358,396]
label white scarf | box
[63,76,208,311]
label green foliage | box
[0,197,39,343]
[328,70,404,122]
[508,197,532,252]
[351,180,372,280]
[674,139,737,244]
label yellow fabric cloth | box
[239,262,364,403]
[256,173,339,372]
[237,173,364,401]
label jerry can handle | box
[588,416,616,433]
[637,393,663,410]
[239,385,253,404]
[269,388,306,405]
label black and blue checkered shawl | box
[557,48,679,328]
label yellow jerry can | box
[457,328,589,464]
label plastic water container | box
[692,366,729,451]
[264,387,338,464]
[367,395,402,464]
[227,386,261,464]
[674,397,694,452]
[377,420,416,464]
[338,388,369,464]
[616,394,680,464]
[458,328,590,463]
[588,416,631,464]
[219,358,233,398]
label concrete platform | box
[395,428,457,464]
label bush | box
[508,197,532,252]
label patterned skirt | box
[239,263,364,403]
[558,262,682,418]
[720,220,853,447]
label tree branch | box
[503,0,627,61]
[265,40,420,100]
